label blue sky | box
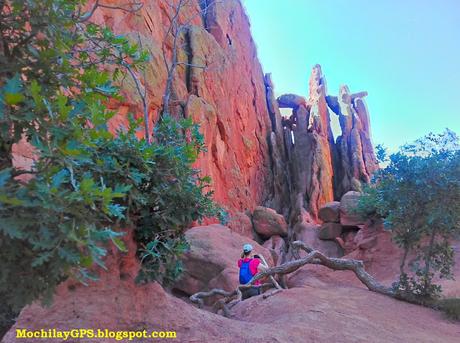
[242,0,460,151]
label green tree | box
[357,129,460,300]
[0,0,223,333]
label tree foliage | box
[0,0,223,331]
[357,129,460,299]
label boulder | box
[294,222,343,258]
[173,224,273,296]
[252,206,288,238]
[227,211,254,239]
[318,201,341,223]
[318,223,343,240]
[340,191,366,227]
[277,93,307,108]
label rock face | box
[90,0,272,215]
[277,93,307,108]
[264,74,291,218]
[11,1,379,228]
[252,206,288,238]
[173,224,273,297]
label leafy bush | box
[435,298,460,321]
[358,130,460,299]
[0,0,223,333]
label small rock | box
[318,223,343,240]
[318,201,341,223]
[340,191,366,227]
[277,93,307,108]
[252,206,288,238]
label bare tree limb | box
[263,288,283,299]
[291,241,395,297]
[189,289,237,308]
[176,61,207,69]
[78,0,100,22]
[189,242,397,317]
[122,61,151,143]
[98,2,143,13]
[260,254,283,290]
[78,1,143,22]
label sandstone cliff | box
[92,0,273,214]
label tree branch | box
[189,241,397,317]
[78,1,143,22]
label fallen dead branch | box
[189,241,396,316]
[291,241,395,297]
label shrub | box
[435,298,460,321]
[358,130,460,299]
[0,0,223,334]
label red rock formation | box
[326,85,379,197]
[266,65,336,222]
[264,73,291,217]
[252,206,288,238]
[265,64,379,224]
[90,0,272,214]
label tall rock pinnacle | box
[326,85,379,198]
[265,64,378,223]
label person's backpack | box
[239,259,253,284]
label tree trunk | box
[422,227,437,294]
[400,243,409,276]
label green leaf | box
[0,168,12,187]
[111,237,127,252]
[51,169,69,188]
[108,204,125,218]
[56,94,71,120]
[0,194,23,206]
[29,80,43,109]
[79,255,93,268]
[3,74,22,94]
[31,252,53,267]
[80,177,95,193]
[4,93,25,105]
